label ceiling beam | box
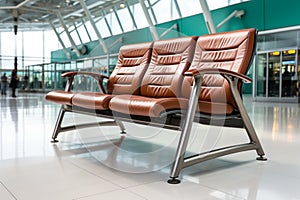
[78,0,108,54]
[0,0,32,10]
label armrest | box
[61,71,109,93]
[61,71,109,80]
[184,68,252,83]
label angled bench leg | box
[168,76,203,184]
[51,105,66,143]
[224,75,267,161]
[116,120,126,134]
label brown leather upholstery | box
[72,42,153,110]
[46,91,74,105]
[72,92,113,110]
[107,42,153,95]
[109,95,188,117]
[182,28,256,114]
[109,37,197,117]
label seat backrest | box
[107,42,153,95]
[141,36,197,98]
[182,28,256,114]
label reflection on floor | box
[1,93,300,200]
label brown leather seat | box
[46,90,74,105]
[70,42,153,110]
[182,28,256,115]
[109,36,197,117]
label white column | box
[139,0,159,41]
[199,0,217,33]
[78,0,108,54]
[56,12,81,57]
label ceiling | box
[0,0,133,33]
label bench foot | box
[167,178,181,184]
[256,156,267,161]
[51,139,59,143]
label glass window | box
[84,22,98,41]
[77,23,91,43]
[131,3,148,29]
[150,0,173,23]
[106,12,122,35]
[117,7,135,32]
[70,26,82,45]
[96,18,111,38]
[44,30,60,63]
[208,0,229,10]
[93,57,109,75]
[255,53,267,97]
[23,31,44,66]
[59,30,71,49]
[1,32,15,69]
[176,0,202,18]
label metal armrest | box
[61,71,109,93]
[184,68,252,83]
[61,71,109,80]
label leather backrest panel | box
[141,36,197,98]
[182,29,256,110]
[107,42,153,95]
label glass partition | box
[282,50,297,97]
[268,51,281,97]
[254,49,299,102]
[255,53,267,97]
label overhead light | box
[120,3,125,8]
[34,19,39,22]
[56,5,61,8]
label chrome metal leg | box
[51,106,66,143]
[168,76,203,184]
[116,120,126,134]
[224,75,266,160]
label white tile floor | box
[1,92,300,200]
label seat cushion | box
[45,91,74,105]
[109,95,188,117]
[72,92,113,110]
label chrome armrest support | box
[184,68,252,83]
[61,71,109,93]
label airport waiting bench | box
[46,28,267,184]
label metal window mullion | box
[126,2,138,29]
[81,19,92,42]
[173,0,182,18]
[73,22,83,45]
[112,6,124,33]
[49,21,71,59]
[102,10,113,36]
[79,0,108,54]
[139,0,159,41]
[56,12,81,57]
[146,0,158,24]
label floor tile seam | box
[0,180,18,200]
[181,178,247,200]
[72,188,126,200]
[65,157,165,192]
[65,158,125,189]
